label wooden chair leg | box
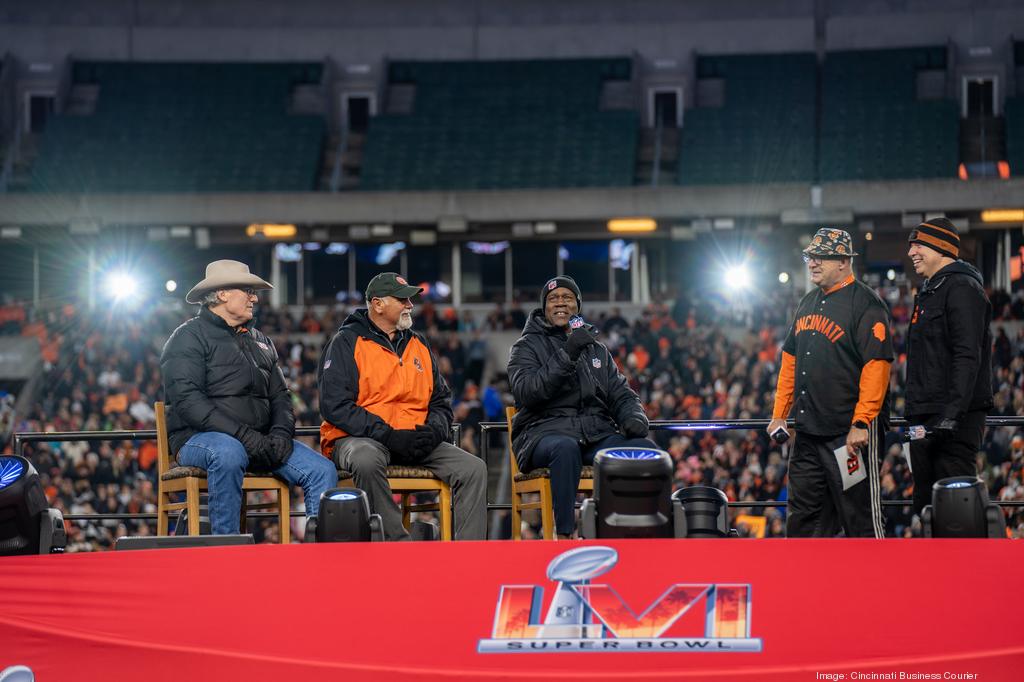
[157,487,169,536]
[539,483,556,541]
[438,486,453,542]
[278,484,290,545]
[186,479,202,536]
[401,493,411,530]
[511,490,523,541]
[239,491,248,534]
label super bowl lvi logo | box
[478,547,762,653]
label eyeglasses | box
[235,287,257,297]
[547,294,577,304]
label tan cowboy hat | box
[185,260,273,304]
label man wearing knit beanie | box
[905,217,993,517]
[507,275,654,539]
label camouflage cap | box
[802,228,859,257]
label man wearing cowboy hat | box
[905,218,992,516]
[768,229,893,538]
[161,260,337,535]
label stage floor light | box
[580,447,675,539]
[0,456,66,555]
[922,476,1007,539]
[306,488,383,543]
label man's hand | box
[766,418,789,443]
[931,418,958,440]
[410,425,442,461]
[620,417,649,439]
[565,327,597,360]
[383,428,422,459]
[267,433,294,468]
[846,425,869,455]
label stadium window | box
[560,241,610,301]
[407,245,453,303]
[355,243,406,302]
[510,242,558,303]
[460,242,507,304]
[309,246,353,303]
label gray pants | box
[332,437,488,540]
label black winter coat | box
[905,261,993,420]
[508,309,647,470]
[160,307,295,462]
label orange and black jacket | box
[317,309,453,459]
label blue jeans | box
[530,433,658,536]
[177,431,338,535]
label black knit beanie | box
[541,276,582,313]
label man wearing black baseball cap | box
[317,272,487,540]
[508,275,653,539]
[905,218,993,516]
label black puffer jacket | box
[160,307,295,461]
[905,261,993,420]
[508,309,647,470]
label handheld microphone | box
[770,425,790,444]
[903,425,931,442]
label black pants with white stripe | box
[786,423,885,538]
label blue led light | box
[0,457,25,490]
[328,491,361,501]
[667,423,731,430]
[944,481,973,489]
[602,449,663,460]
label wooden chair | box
[154,402,292,544]
[338,466,453,541]
[506,406,593,540]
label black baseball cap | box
[365,272,423,301]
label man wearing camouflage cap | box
[768,228,893,538]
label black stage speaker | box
[115,534,254,550]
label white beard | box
[397,312,413,331]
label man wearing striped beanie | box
[905,218,993,517]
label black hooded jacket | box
[905,261,993,420]
[160,306,295,460]
[508,309,647,470]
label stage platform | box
[2,539,1022,681]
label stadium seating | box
[30,62,325,192]
[360,58,638,190]
[820,47,958,181]
[679,53,817,185]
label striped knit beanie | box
[909,218,960,259]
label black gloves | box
[267,430,294,468]
[565,326,597,360]
[932,418,958,440]
[385,426,441,463]
[384,428,421,459]
[235,425,274,470]
[621,417,649,439]
[413,424,442,459]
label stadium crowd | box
[1,284,1022,549]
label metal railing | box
[13,417,1024,525]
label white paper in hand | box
[832,444,868,491]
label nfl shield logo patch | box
[323,359,332,370]
[592,358,602,369]
[256,341,270,351]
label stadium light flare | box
[886,269,896,281]
[723,263,752,291]
[165,280,177,293]
[105,271,139,300]
[778,272,790,284]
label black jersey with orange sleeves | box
[781,275,894,437]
